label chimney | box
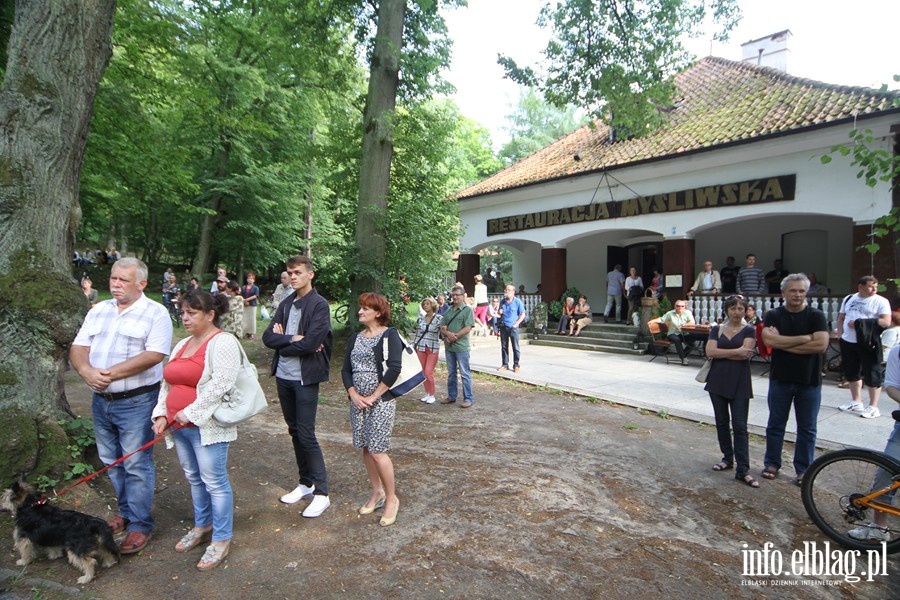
[740,30,791,72]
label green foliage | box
[656,295,673,318]
[480,246,513,291]
[821,125,900,189]
[500,0,740,134]
[820,80,900,282]
[549,286,583,318]
[59,417,96,484]
[80,0,365,272]
[499,88,587,165]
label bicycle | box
[166,288,183,328]
[800,411,900,554]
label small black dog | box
[0,481,119,584]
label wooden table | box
[681,323,711,357]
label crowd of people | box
[650,273,896,506]
[66,253,897,576]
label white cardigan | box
[152,332,242,448]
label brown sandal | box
[738,474,760,488]
[761,466,779,480]
[712,461,733,472]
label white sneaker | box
[847,523,889,541]
[423,395,435,404]
[860,406,881,419]
[839,401,865,413]
[302,495,330,518]
[280,483,315,504]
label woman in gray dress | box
[341,292,403,526]
[704,295,759,487]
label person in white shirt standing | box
[70,257,173,555]
[837,276,892,419]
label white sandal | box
[196,542,230,571]
[175,528,212,553]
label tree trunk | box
[0,0,116,482]
[350,0,406,308]
[193,197,221,278]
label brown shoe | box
[120,531,152,555]
[497,366,509,371]
[108,515,129,535]
[439,397,456,404]
[460,401,473,408]
[513,366,520,373]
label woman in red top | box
[152,291,243,572]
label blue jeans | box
[276,379,329,496]
[871,421,900,498]
[764,380,821,475]
[173,427,233,542]
[500,325,520,368]
[604,294,622,320]
[446,350,474,403]
[92,390,158,534]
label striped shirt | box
[414,313,443,352]
[72,294,173,393]
[737,267,766,294]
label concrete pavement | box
[441,332,895,452]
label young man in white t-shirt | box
[837,276,892,418]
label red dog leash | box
[38,419,185,504]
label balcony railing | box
[686,294,843,328]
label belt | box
[98,382,161,401]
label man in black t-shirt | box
[720,256,740,294]
[765,259,789,294]
[760,273,829,485]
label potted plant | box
[531,302,549,339]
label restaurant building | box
[453,42,900,323]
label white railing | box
[686,294,843,327]
[488,293,543,317]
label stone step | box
[529,338,645,356]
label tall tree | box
[500,0,740,136]
[499,88,586,164]
[0,0,116,482]
[352,0,407,297]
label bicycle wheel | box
[801,448,900,553]
[334,303,349,325]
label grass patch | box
[623,422,639,431]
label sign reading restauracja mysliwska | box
[486,174,796,236]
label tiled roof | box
[457,56,900,200]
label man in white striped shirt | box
[70,258,173,555]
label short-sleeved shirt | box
[414,313,443,352]
[765,305,829,386]
[72,294,173,393]
[884,345,900,389]
[499,296,526,328]
[606,270,626,295]
[442,303,474,353]
[658,309,694,332]
[839,293,891,344]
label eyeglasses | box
[725,295,744,301]
[451,293,464,297]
